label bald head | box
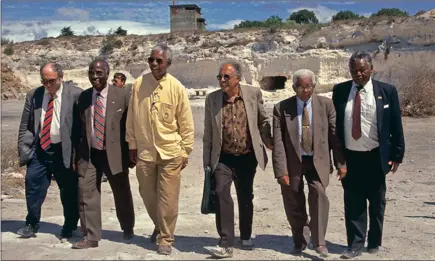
[89,59,110,73]
[88,59,110,91]
[40,62,63,78]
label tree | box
[263,15,284,27]
[60,26,74,36]
[415,10,426,16]
[234,15,285,29]
[332,10,363,21]
[287,9,319,24]
[371,8,409,17]
[114,26,127,36]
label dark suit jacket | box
[332,79,405,174]
[203,85,273,171]
[272,94,345,190]
[17,81,83,168]
[74,85,130,175]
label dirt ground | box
[1,99,435,260]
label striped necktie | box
[40,95,54,151]
[94,93,105,150]
[301,102,313,153]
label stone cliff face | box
[1,13,435,99]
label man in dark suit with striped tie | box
[17,62,82,239]
[72,59,135,249]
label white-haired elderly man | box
[272,69,347,258]
[126,43,194,255]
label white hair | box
[151,43,172,62]
[292,69,317,86]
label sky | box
[1,0,434,43]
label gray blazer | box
[203,85,273,171]
[73,85,130,175]
[272,94,346,190]
[17,81,83,168]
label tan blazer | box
[74,85,130,175]
[272,94,345,190]
[203,85,273,171]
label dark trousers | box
[281,156,329,247]
[78,148,135,241]
[214,152,258,247]
[25,143,79,233]
[342,148,386,251]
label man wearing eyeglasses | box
[204,62,273,258]
[17,62,82,240]
[126,43,194,255]
[272,69,346,258]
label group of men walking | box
[17,42,405,259]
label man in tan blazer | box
[72,59,135,249]
[203,62,273,258]
[272,69,346,257]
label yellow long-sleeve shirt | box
[126,72,194,161]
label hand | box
[388,161,400,173]
[129,149,138,165]
[277,175,290,186]
[337,167,347,181]
[72,163,77,172]
[181,157,188,170]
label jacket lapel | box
[240,85,254,134]
[312,95,323,155]
[285,97,301,161]
[60,82,70,126]
[105,85,116,132]
[213,90,223,141]
[33,86,44,133]
[85,89,93,147]
[372,80,384,134]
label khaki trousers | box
[136,155,182,246]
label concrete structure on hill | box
[169,2,206,33]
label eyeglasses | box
[216,74,236,81]
[148,57,164,64]
[295,85,314,91]
[41,78,58,85]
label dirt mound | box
[417,8,435,19]
[1,63,30,100]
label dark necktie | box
[40,95,54,150]
[301,102,313,153]
[352,85,363,140]
[94,93,105,149]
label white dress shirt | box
[90,85,108,150]
[344,77,379,151]
[39,83,63,144]
[296,96,314,156]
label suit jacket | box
[74,85,130,175]
[124,83,133,95]
[332,79,405,174]
[203,85,273,171]
[17,81,83,168]
[272,94,345,190]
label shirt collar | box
[93,83,109,97]
[296,96,312,107]
[44,82,63,98]
[150,72,168,88]
[223,86,242,103]
[352,77,373,92]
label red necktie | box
[352,86,363,140]
[40,95,54,150]
[94,93,105,149]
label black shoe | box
[367,246,379,254]
[17,224,39,238]
[60,230,73,239]
[150,229,159,244]
[340,248,362,259]
[123,230,134,240]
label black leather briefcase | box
[201,166,216,214]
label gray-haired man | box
[203,62,273,258]
[272,69,346,257]
[126,43,194,255]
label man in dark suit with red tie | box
[72,59,135,249]
[332,51,405,259]
[17,62,82,239]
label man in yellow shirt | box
[126,43,194,255]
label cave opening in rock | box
[260,76,287,91]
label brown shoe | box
[157,245,172,255]
[315,245,329,257]
[72,238,98,249]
